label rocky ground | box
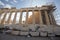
[0,33,60,40]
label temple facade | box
[0,4,60,37]
[0,4,56,25]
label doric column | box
[0,13,2,24]
[49,10,56,25]
[26,10,28,25]
[45,10,50,25]
[19,11,22,24]
[7,12,12,24]
[12,11,17,24]
[32,10,35,24]
[39,10,43,25]
[49,14,53,25]
[0,12,5,24]
[50,13,56,25]
[1,12,7,24]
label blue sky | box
[0,0,60,25]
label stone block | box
[40,31,47,36]
[20,31,28,36]
[0,24,4,28]
[48,33,55,36]
[55,32,60,35]
[30,32,39,36]
[11,31,19,35]
[28,25,36,31]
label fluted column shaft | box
[39,10,43,25]
[26,11,28,25]
[0,12,5,24]
[7,12,12,24]
[49,14,53,24]
[32,10,35,24]
[0,13,2,24]
[12,12,17,24]
[50,13,56,25]
[19,11,22,24]
[1,12,7,24]
[45,11,50,25]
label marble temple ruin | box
[0,4,56,25]
[0,4,60,37]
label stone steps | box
[10,31,55,37]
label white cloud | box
[13,0,17,3]
[20,0,24,1]
[4,4,11,9]
[0,1,4,6]
[5,0,9,2]
[10,2,14,4]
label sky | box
[0,0,60,25]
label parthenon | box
[0,4,56,26]
[0,4,60,37]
